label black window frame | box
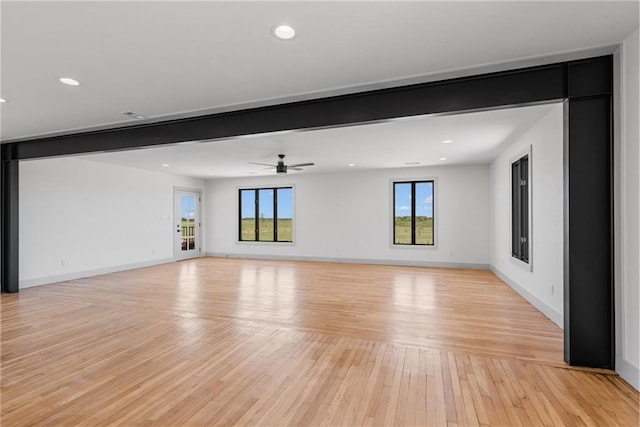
[238,187,293,243]
[511,155,529,263]
[392,180,435,246]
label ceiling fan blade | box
[288,167,303,171]
[248,162,276,167]
[287,162,315,168]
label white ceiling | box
[1,1,638,142]
[78,103,558,178]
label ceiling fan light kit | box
[249,154,315,175]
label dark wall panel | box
[1,160,19,293]
[568,57,613,98]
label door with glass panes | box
[174,189,201,260]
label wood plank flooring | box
[1,258,638,426]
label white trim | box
[490,266,563,328]
[206,252,488,270]
[236,240,295,247]
[174,186,203,193]
[389,177,438,249]
[616,358,640,391]
[613,37,640,393]
[20,258,174,289]
[236,184,296,245]
[509,146,533,272]
[236,182,297,190]
[509,255,532,271]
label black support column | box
[564,57,614,368]
[1,158,19,293]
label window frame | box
[237,185,294,244]
[510,146,533,271]
[391,178,437,248]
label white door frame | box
[174,187,202,261]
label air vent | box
[122,111,146,120]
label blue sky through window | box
[240,190,255,218]
[394,182,433,217]
[259,189,274,218]
[240,188,292,219]
[277,188,293,219]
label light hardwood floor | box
[1,258,638,426]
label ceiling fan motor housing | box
[276,163,287,174]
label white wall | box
[205,165,490,267]
[490,104,564,327]
[19,157,203,287]
[616,28,640,390]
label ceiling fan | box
[249,154,315,174]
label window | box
[239,187,293,242]
[393,180,434,245]
[511,155,529,263]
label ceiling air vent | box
[122,111,146,120]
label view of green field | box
[394,216,433,245]
[238,217,431,244]
[240,218,293,242]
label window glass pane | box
[240,190,256,241]
[394,183,412,244]
[181,195,196,250]
[276,188,293,242]
[258,189,274,241]
[520,157,529,261]
[415,182,434,245]
[512,162,520,257]
[511,156,530,262]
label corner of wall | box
[616,26,640,392]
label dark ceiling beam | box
[3,62,565,161]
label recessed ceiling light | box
[273,25,296,40]
[0,98,7,103]
[207,172,214,176]
[59,77,80,86]
[348,163,355,167]
[442,140,453,144]
[439,157,447,161]
[161,163,170,167]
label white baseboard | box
[205,252,490,270]
[19,257,175,289]
[616,358,640,391]
[490,266,563,328]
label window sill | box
[510,255,533,272]
[391,243,438,250]
[237,240,295,247]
